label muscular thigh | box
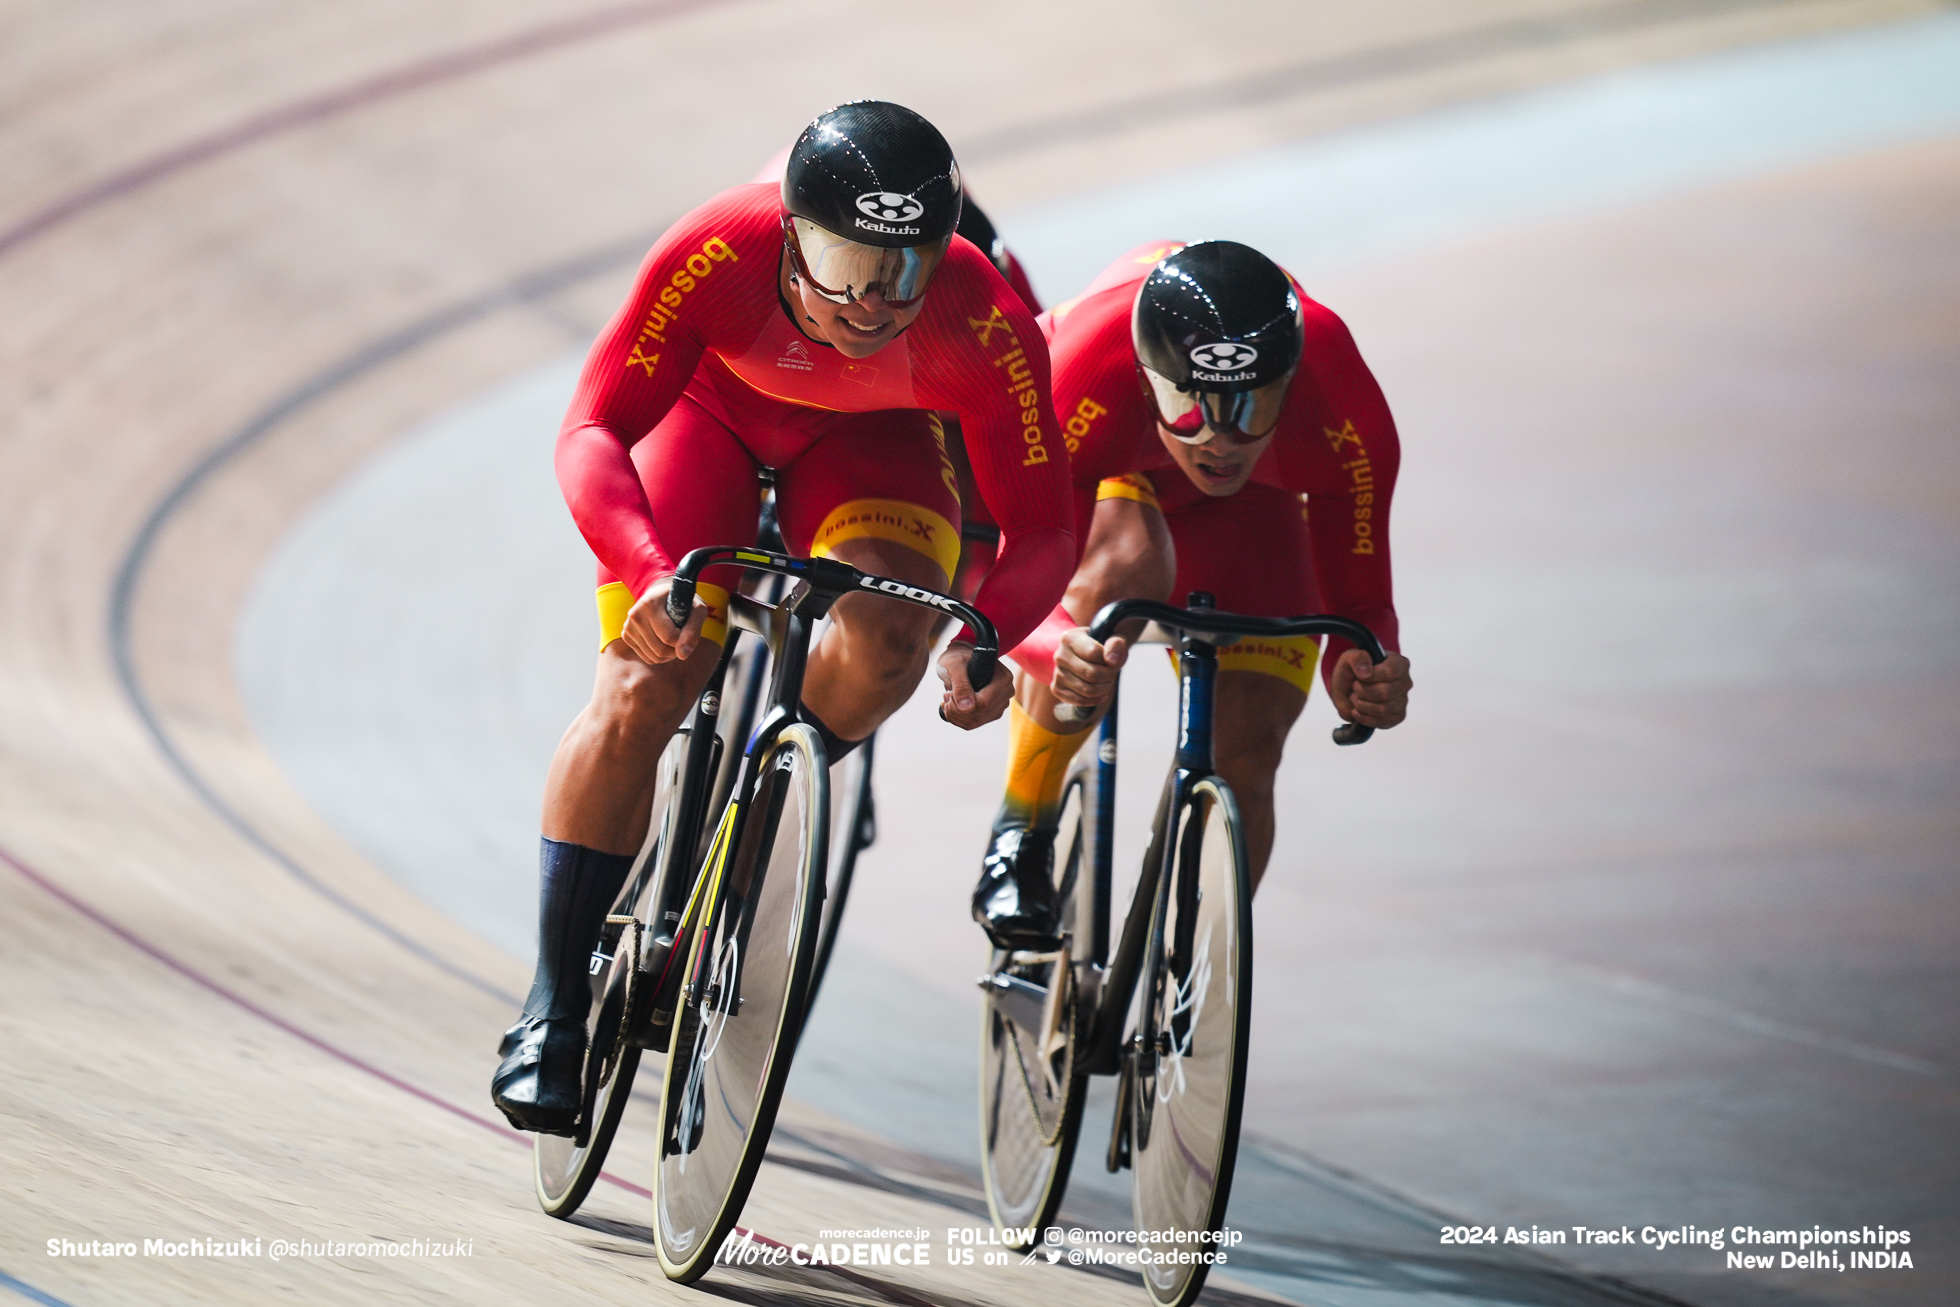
[1213,670,1306,768]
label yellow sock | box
[999,701,1093,830]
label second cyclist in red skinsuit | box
[1017,239,1400,677]
[494,101,1073,1136]
[973,239,1414,946]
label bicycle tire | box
[652,723,828,1282]
[808,732,873,1013]
[978,773,1090,1244]
[533,732,686,1217]
[1130,775,1251,1307]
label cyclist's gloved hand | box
[1331,648,1412,730]
[1051,627,1128,709]
[623,576,709,665]
[937,642,1013,730]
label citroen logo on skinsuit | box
[1191,342,1258,372]
[856,192,924,222]
[776,337,813,372]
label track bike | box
[537,544,998,1282]
[977,593,1382,1307]
[532,493,880,1221]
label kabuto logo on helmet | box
[856,192,925,223]
[1191,342,1258,373]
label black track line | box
[106,234,656,1005]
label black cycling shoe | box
[491,1016,586,1136]
[971,825,1062,949]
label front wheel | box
[1131,776,1251,1307]
[978,773,1089,1243]
[652,724,828,1282]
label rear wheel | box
[978,773,1089,1243]
[1131,776,1251,1307]
[534,732,685,1217]
[652,723,828,1281]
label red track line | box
[0,0,738,261]
[0,839,649,1199]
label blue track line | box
[0,1269,77,1307]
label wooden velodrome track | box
[3,3,1955,1306]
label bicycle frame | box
[1066,597,1386,1078]
[638,546,1001,1038]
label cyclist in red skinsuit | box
[973,239,1413,945]
[751,148,1039,604]
[495,102,1073,1135]
[557,182,1067,648]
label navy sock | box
[799,703,867,761]
[521,839,636,1024]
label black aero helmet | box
[781,101,961,307]
[1133,240,1304,442]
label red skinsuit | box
[1017,241,1401,688]
[556,183,1074,653]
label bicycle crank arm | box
[632,926,690,1045]
[977,971,1048,1035]
[980,942,1075,1055]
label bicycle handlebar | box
[664,546,1000,689]
[1059,599,1388,746]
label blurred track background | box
[3,3,1956,1306]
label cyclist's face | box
[1158,422,1275,497]
[781,250,925,358]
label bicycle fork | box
[1104,628,1220,1169]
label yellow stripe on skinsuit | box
[807,498,961,582]
[1169,635,1321,698]
[595,580,730,652]
[1096,472,1159,511]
